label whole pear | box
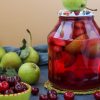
[1,52,22,69]
[0,47,6,61]
[62,0,87,11]
[24,47,39,64]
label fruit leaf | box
[0,68,4,75]
[20,39,27,50]
[20,47,30,60]
[5,68,17,77]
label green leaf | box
[20,39,27,50]
[0,67,4,75]
[20,47,30,60]
[5,68,17,77]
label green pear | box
[23,47,39,64]
[20,29,39,64]
[0,47,6,61]
[1,52,22,69]
[18,63,40,84]
[62,0,87,11]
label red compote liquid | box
[48,11,100,90]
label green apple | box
[1,52,22,69]
[0,47,6,61]
[18,63,40,84]
[62,0,87,11]
[24,47,39,64]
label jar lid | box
[58,9,94,17]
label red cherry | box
[94,91,100,100]
[4,89,14,95]
[74,21,85,29]
[31,87,39,95]
[64,92,75,100]
[53,38,66,46]
[1,81,9,91]
[0,83,3,92]
[61,52,76,67]
[53,46,62,52]
[47,90,57,97]
[39,94,48,100]
[48,93,57,100]
[72,29,86,39]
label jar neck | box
[59,16,94,21]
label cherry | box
[0,75,7,82]
[14,76,21,83]
[53,46,62,52]
[4,89,14,95]
[0,83,3,92]
[14,82,24,93]
[94,91,100,100]
[6,77,15,86]
[39,94,48,100]
[31,87,39,95]
[47,90,57,97]
[21,83,27,91]
[64,92,75,100]
[53,38,66,46]
[48,93,57,100]
[1,81,9,91]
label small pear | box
[1,52,22,69]
[24,47,39,64]
[62,0,87,11]
[0,47,6,61]
[20,29,39,64]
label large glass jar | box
[48,10,100,90]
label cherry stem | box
[26,29,32,46]
[85,7,97,11]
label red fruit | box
[0,83,3,92]
[48,93,57,100]
[72,29,86,39]
[53,38,66,46]
[52,46,62,52]
[74,21,85,29]
[64,92,75,100]
[31,87,39,95]
[39,94,48,100]
[1,81,9,91]
[65,34,87,54]
[47,90,57,97]
[0,75,7,82]
[94,91,100,100]
[61,52,75,67]
[86,39,100,58]
[4,89,14,95]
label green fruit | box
[24,47,39,64]
[18,63,40,85]
[62,0,87,11]
[0,47,6,61]
[1,52,22,69]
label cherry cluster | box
[0,75,27,95]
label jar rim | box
[58,9,94,18]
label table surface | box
[30,66,95,100]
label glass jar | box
[48,10,100,90]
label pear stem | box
[26,29,32,46]
[85,7,97,11]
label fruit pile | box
[0,29,40,85]
[0,75,28,95]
